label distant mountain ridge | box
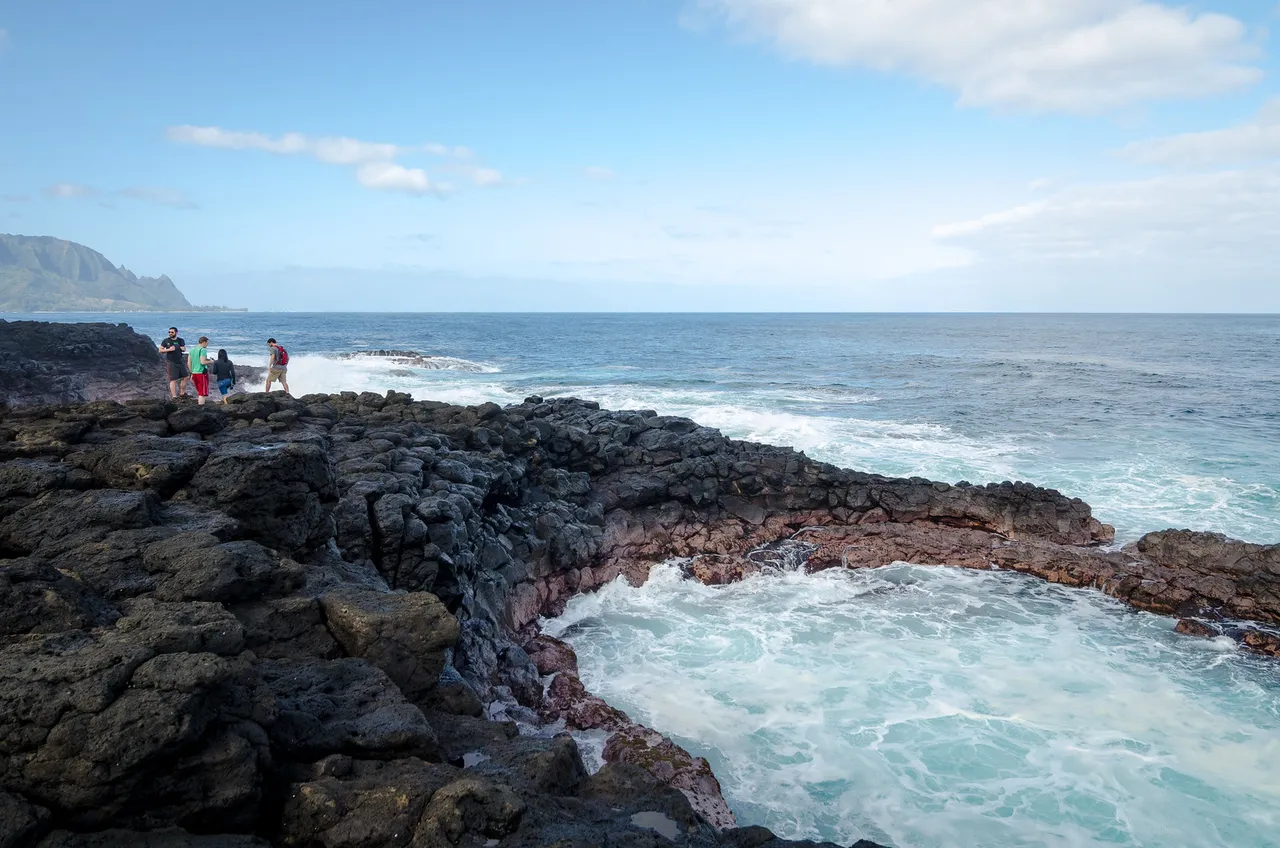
[0,234,241,312]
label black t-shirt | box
[160,336,185,364]
[212,359,234,380]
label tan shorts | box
[268,367,287,381]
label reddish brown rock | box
[603,724,736,831]
[539,672,630,731]
[1175,619,1219,639]
[1240,628,1280,657]
[523,634,579,677]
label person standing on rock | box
[211,349,237,405]
[157,327,188,399]
[266,337,290,395]
[188,336,214,406]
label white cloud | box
[43,183,98,199]
[44,183,199,209]
[1122,98,1280,167]
[355,162,438,196]
[933,166,1280,272]
[117,186,199,209]
[585,166,616,181]
[166,125,505,196]
[690,0,1261,112]
[166,125,399,163]
[465,165,505,186]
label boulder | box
[0,560,118,636]
[0,789,50,848]
[184,442,336,554]
[0,632,265,830]
[67,435,213,497]
[277,757,458,848]
[319,588,459,702]
[604,725,736,831]
[255,658,438,761]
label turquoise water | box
[19,312,1280,543]
[545,564,1280,848]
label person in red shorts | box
[187,336,215,405]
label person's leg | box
[168,379,180,398]
[281,374,290,395]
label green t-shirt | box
[188,346,208,374]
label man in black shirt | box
[158,326,188,398]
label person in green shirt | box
[187,336,214,405]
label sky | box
[1,0,1279,311]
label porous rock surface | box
[1,338,1276,846]
[0,320,261,408]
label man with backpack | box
[266,337,291,395]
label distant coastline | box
[10,306,249,314]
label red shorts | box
[192,373,210,397]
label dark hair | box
[198,336,209,344]
[168,327,178,333]
[217,349,229,361]
[267,338,276,344]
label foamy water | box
[544,565,1280,848]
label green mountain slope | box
[0,234,228,312]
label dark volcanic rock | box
[255,658,438,761]
[184,441,337,554]
[0,321,166,408]
[319,587,460,702]
[2,321,1277,847]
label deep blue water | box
[17,311,1278,544]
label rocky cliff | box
[0,234,240,312]
[0,320,261,408]
[1,326,1277,847]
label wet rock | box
[1240,628,1280,657]
[540,672,631,731]
[604,725,736,831]
[319,588,460,702]
[578,762,705,838]
[1174,618,1218,639]
[523,634,580,676]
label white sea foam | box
[545,565,1280,848]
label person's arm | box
[200,351,214,366]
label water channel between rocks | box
[542,563,1280,848]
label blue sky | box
[2,0,1278,311]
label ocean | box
[20,311,1280,847]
